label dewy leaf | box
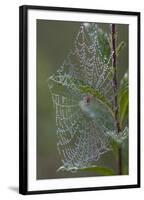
[121,137,129,174]
[107,127,128,145]
[116,41,125,56]
[118,73,128,129]
[79,165,115,176]
[57,165,115,175]
[96,29,111,63]
[107,127,128,159]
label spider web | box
[48,23,118,172]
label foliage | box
[79,165,115,176]
[118,73,128,129]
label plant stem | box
[111,24,122,175]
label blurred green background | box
[36,20,128,179]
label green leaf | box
[118,73,128,129]
[86,25,111,62]
[107,127,128,144]
[108,127,128,159]
[111,139,120,158]
[120,91,128,128]
[97,29,111,62]
[79,166,115,176]
[109,132,121,158]
[121,137,129,174]
[116,41,125,56]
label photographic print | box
[37,20,128,179]
[19,5,140,195]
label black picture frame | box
[19,5,141,195]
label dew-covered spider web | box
[48,23,119,172]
